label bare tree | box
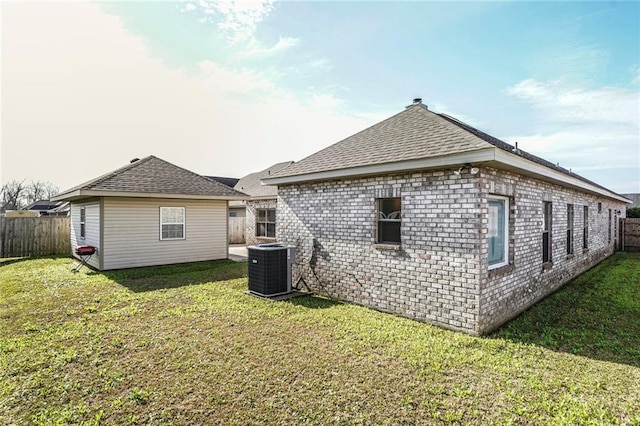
[1,180,60,212]
[25,180,59,205]
[1,180,27,211]
[43,182,60,200]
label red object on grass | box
[75,245,96,255]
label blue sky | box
[2,1,639,193]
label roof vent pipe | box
[412,98,422,104]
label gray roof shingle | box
[234,161,294,198]
[267,104,625,200]
[57,156,245,198]
[269,104,493,179]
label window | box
[229,211,237,217]
[567,204,574,255]
[583,206,588,249]
[608,209,612,244]
[256,208,276,238]
[598,202,602,213]
[488,196,509,269]
[160,207,185,240]
[377,198,401,244]
[543,201,552,263]
[80,207,86,239]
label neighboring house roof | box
[233,161,294,199]
[206,176,240,188]
[53,155,246,202]
[24,200,65,211]
[622,194,640,208]
[263,102,629,203]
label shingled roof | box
[263,102,628,203]
[269,104,492,178]
[233,161,294,198]
[53,156,246,201]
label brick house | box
[263,100,630,335]
[232,161,293,246]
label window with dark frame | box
[80,207,86,239]
[583,206,588,249]
[160,207,185,240]
[608,209,612,244]
[376,198,401,244]
[598,202,602,213]
[256,208,276,238]
[543,201,552,263]
[567,204,574,255]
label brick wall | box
[277,167,627,335]
[277,171,483,334]
[479,168,626,332]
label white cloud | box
[180,0,275,42]
[505,78,640,192]
[1,1,370,190]
[237,36,300,58]
[506,79,638,124]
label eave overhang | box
[262,147,631,204]
[51,190,247,202]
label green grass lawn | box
[1,254,639,425]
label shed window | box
[488,196,509,269]
[567,204,574,255]
[256,209,276,238]
[160,207,185,240]
[543,201,552,263]
[608,209,612,243]
[377,198,401,244]
[80,207,86,239]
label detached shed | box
[52,156,246,270]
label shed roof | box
[53,156,246,201]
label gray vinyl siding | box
[101,197,227,270]
[70,200,101,269]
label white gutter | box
[262,147,630,204]
[262,149,496,185]
[51,190,247,202]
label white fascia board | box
[260,146,629,204]
[492,150,631,204]
[261,148,497,185]
[53,190,246,201]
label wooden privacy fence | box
[621,218,640,252]
[0,217,70,258]
[229,217,246,244]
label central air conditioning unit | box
[247,243,296,297]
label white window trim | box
[256,208,276,238]
[80,207,86,240]
[160,207,186,241]
[488,195,509,270]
